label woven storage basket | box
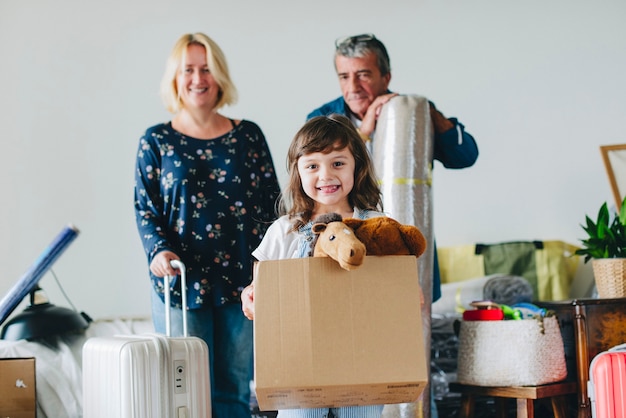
[592,258,626,298]
[456,316,567,386]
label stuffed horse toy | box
[311,213,366,271]
[311,213,427,271]
[343,216,426,258]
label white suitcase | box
[83,260,211,418]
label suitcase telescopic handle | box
[164,259,189,338]
[609,343,626,352]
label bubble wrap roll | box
[373,95,434,301]
[374,95,434,418]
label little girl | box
[241,114,385,418]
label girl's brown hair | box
[280,114,383,230]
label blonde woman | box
[134,33,280,418]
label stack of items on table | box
[430,239,589,417]
[431,274,571,417]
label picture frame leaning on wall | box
[600,144,626,209]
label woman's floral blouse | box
[134,120,281,308]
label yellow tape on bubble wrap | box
[378,177,432,187]
[377,164,433,187]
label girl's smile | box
[317,184,340,193]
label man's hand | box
[429,101,454,134]
[359,92,398,137]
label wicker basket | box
[592,258,626,298]
[456,316,567,386]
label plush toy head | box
[311,213,366,271]
[342,216,426,258]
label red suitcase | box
[588,344,626,418]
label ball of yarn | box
[482,275,533,306]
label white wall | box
[1,0,625,320]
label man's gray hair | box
[335,34,391,76]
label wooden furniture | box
[537,298,626,418]
[449,381,577,418]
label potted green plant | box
[576,196,626,298]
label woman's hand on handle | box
[150,250,181,277]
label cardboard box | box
[253,255,427,410]
[0,357,36,418]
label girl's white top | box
[252,207,385,261]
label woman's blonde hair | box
[160,33,238,114]
[281,114,383,230]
